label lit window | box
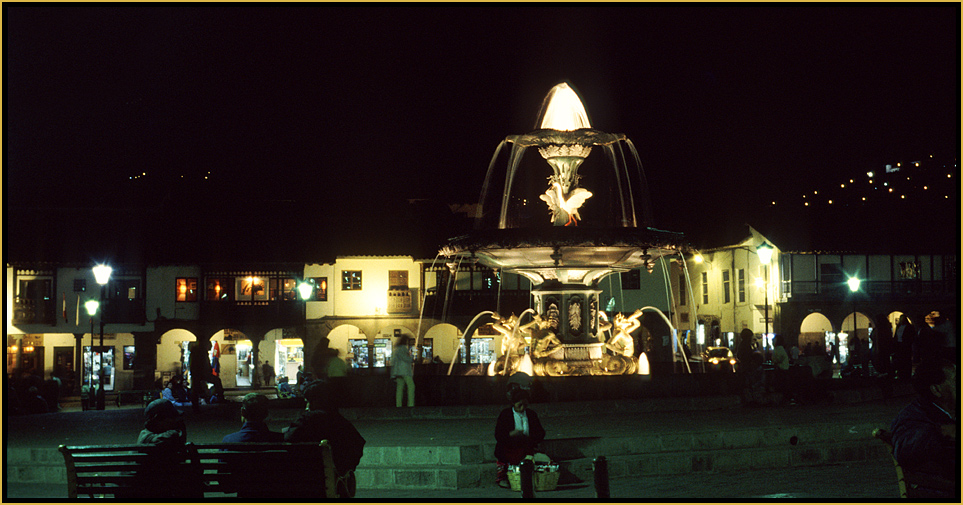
[206,278,230,301]
[311,277,328,301]
[342,271,362,291]
[176,278,197,302]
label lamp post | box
[848,276,861,346]
[92,264,112,410]
[756,244,774,343]
[298,280,314,373]
[84,299,99,409]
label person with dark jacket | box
[893,315,917,381]
[494,388,546,484]
[129,399,198,499]
[222,393,283,443]
[284,380,366,480]
[889,357,957,497]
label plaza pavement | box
[4,384,918,500]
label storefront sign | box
[23,334,44,346]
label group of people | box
[5,371,63,415]
[140,380,366,497]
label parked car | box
[702,347,737,372]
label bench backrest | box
[873,427,957,500]
[59,441,338,499]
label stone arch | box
[323,324,368,372]
[258,327,303,384]
[841,311,875,342]
[798,312,834,353]
[157,328,199,376]
[424,323,461,364]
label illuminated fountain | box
[442,83,686,376]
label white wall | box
[147,265,201,321]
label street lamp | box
[92,264,112,410]
[756,244,774,342]
[298,280,314,377]
[848,276,861,345]
[84,299,99,409]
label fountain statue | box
[442,82,687,376]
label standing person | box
[494,388,546,485]
[284,380,365,498]
[893,315,917,381]
[391,336,415,407]
[189,340,224,413]
[771,334,791,396]
[261,360,276,387]
[222,393,283,443]
[889,358,957,497]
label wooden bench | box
[873,428,956,499]
[59,441,347,499]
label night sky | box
[4,5,959,261]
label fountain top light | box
[505,83,624,153]
[538,83,591,131]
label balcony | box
[387,289,413,314]
[422,290,532,322]
[102,298,147,325]
[199,300,305,327]
[784,280,953,301]
[11,297,56,325]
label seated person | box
[284,380,366,497]
[276,376,297,398]
[162,377,191,407]
[889,357,957,496]
[222,393,283,443]
[494,388,546,485]
[130,399,196,499]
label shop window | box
[123,345,136,370]
[176,278,197,302]
[421,338,433,362]
[206,278,231,301]
[82,346,115,391]
[311,277,328,301]
[722,270,731,304]
[373,338,391,367]
[342,271,362,291]
[621,269,641,290]
[349,339,369,368]
[459,337,495,364]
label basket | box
[507,467,560,492]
